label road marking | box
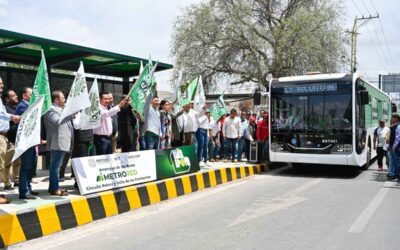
[284,178,323,197]
[348,182,393,233]
[11,177,254,250]
[228,178,323,227]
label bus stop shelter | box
[0,28,173,168]
[0,28,173,98]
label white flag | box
[194,75,206,112]
[139,60,144,75]
[12,96,44,162]
[59,61,91,123]
[80,78,101,130]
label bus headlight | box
[331,144,352,154]
[271,143,285,152]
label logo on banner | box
[70,73,87,97]
[170,148,191,174]
[23,108,38,137]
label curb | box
[0,164,267,248]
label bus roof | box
[278,73,350,82]
[274,72,391,100]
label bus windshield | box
[271,93,352,133]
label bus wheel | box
[362,147,371,170]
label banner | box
[155,145,200,179]
[72,150,157,195]
[129,62,158,117]
[72,145,200,195]
[211,93,228,121]
[59,61,91,123]
[80,78,101,130]
[30,50,51,115]
[12,97,44,162]
[193,75,206,112]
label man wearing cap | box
[373,119,390,171]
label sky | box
[0,0,398,90]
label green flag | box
[179,77,199,107]
[30,50,51,114]
[211,93,228,121]
[129,62,158,117]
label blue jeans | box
[237,137,246,161]
[196,128,209,162]
[388,151,398,177]
[263,139,270,162]
[145,133,160,150]
[208,136,220,160]
[225,138,238,161]
[49,150,67,192]
[19,147,36,197]
[94,136,112,155]
[139,136,146,150]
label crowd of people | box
[0,76,271,204]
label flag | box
[12,96,44,162]
[139,60,144,75]
[59,61,91,123]
[179,77,199,107]
[30,50,51,115]
[80,78,101,130]
[129,62,158,117]
[172,70,183,104]
[194,75,206,112]
[211,93,228,121]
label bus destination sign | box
[284,83,337,94]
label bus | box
[269,72,394,168]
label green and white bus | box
[269,73,394,168]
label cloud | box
[47,18,106,48]
[0,0,8,17]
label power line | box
[348,1,391,72]
[367,0,396,65]
[351,0,363,15]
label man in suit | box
[118,96,138,152]
[15,87,39,199]
[43,90,75,196]
[3,89,20,189]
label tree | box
[171,0,346,92]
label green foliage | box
[171,0,347,89]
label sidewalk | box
[0,161,267,248]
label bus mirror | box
[392,103,397,113]
[254,92,261,105]
[360,90,369,105]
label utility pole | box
[347,14,379,73]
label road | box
[10,161,400,250]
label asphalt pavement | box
[10,160,400,250]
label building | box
[381,73,400,109]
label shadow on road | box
[264,162,362,179]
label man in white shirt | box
[373,119,390,171]
[222,108,241,163]
[93,91,128,155]
[208,115,221,162]
[144,96,161,150]
[181,103,201,146]
[196,109,210,163]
